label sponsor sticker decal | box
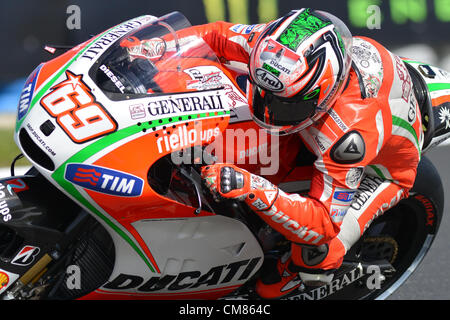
[230,24,265,34]
[129,104,146,120]
[80,17,150,60]
[184,67,224,91]
[147,92,225,117]
[0,183,12,222]
[223,84,248,108]
[255,68,284,92]
[5,178,29,193]
[332,189,356,204]
[395,55,412,103]
[99,64,126,93]
[65,164,144,197]
[262,63,281,77]
[185,71,223,91]
[103,257,261,292]
[156,126,220,154]
[288,264,364,300]
[11,246,40,266]
[350,176,384,211]
[18,64,42,120]
[345,167,364,189]
[0,272,9,291]
[330,205,348,223]
[229,24,246,33]
[414,194,435,227]
[438,106,450,130]
[0,269,19,294]
[243,24,257,34]
[40,71,117,143]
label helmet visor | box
[251,87,317,127]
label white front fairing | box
[13,12,256,299]
[14,13,247,183]
[101,215,263,295]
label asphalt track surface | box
[388,145,450,300]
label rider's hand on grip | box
[200,164,279,210]
[201,164,251,201]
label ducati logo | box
[11,246,40,266]
[103,257,262,292]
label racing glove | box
[200,164,279,209]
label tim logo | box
[333,191,355,202]
[11,246,40,266]
[18,64,42,120]
[65,164,144,197]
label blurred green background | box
[0,118,30,168]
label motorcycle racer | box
[195,8,424,299]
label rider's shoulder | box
[349,37,387,99]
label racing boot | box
[291,240,346,286]
[255,253,304,299]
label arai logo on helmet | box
[65,164,144,197]
[255,68,284,92]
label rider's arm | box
[243,167,354,246]
[202,163,353,246]
[190,21,266,64]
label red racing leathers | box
[193,21,423,272]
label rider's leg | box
[291,179,407,283]
[255,177,407,298]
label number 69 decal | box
[41,71,117,143]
